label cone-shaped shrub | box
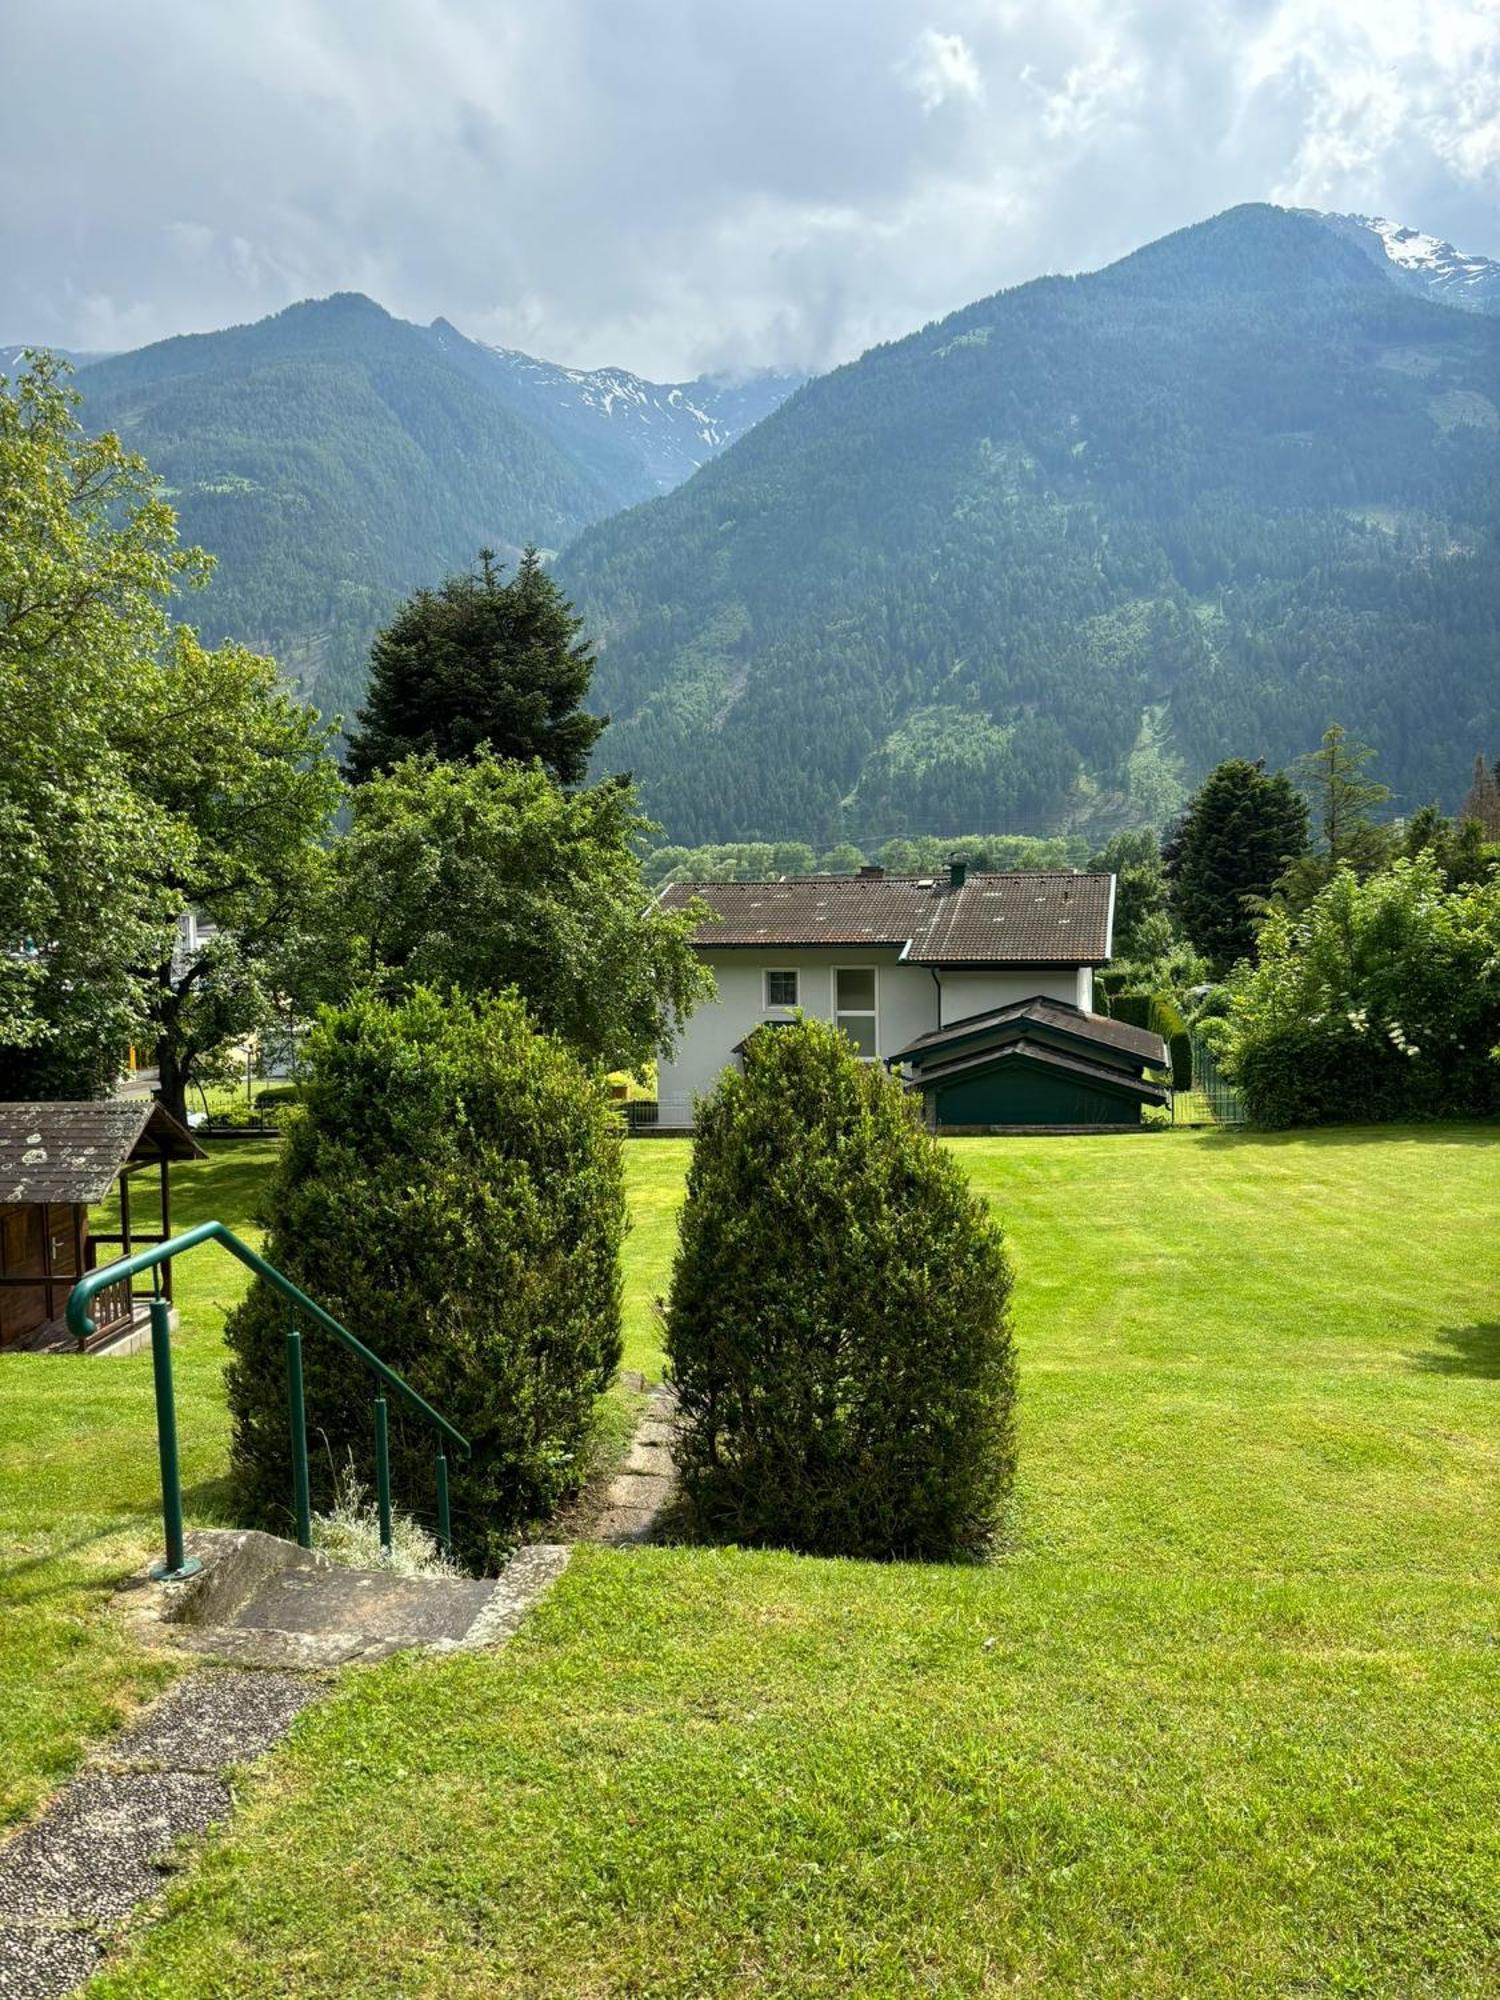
[224,987,624,1572]
[666,1017,1016,1559]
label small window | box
[835,967,878,1058]
[766,969,799,1008]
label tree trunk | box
[155,1031,191,1129]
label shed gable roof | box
[0,1101,204,1205]
[657,873,1115,966]
[894,997,1167,1071]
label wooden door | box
[0,1205,48,1346]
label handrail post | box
[285,1322,312,1550]
[434,1442,451,1558]
[374,1394,393,1560]
[148,1293,201,1582]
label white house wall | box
[656,951,1092,1128]
[939,966,1092,1017]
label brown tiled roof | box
[658,873,1115,966]
[894,997,1166,1068]
[0,1101,203,1205]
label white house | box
[654,864,1165,1131]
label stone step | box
[232,1565,497,1643]
[143,1533,571,1670]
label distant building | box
[655,865,1168,1131]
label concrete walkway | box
[0,1669,320,1998]
[0,1536,570,1999]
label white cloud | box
[899,28,985,112]
[0,1,1496,378]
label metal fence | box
[1173,1033,1247,1127]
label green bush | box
[1225,857,1500,1128]
[665,1017,1017,1560]
[1232,1023,1415,1130]
[1106,991,1153,1030]
[224,988,625,1571]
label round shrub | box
[224,987,624,1572]
[665,1017,1017,1560]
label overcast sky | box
[3,0,1497,379]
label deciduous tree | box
[0,354,195,1093]
[328,752,710,1073]
[122,631,343,1126]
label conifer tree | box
[346,548,606,784]
[1164,759,1309,974]
[1460,753,1500,840]
[1275,724,1394,909]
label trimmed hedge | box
[665,1017,1017,1560]
[224,987,624,1572]
[1169,1031,1193,1092]
[1233,1023,1500,1130]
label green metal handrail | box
[67,1221,471,1582]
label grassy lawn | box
[618,1140,688,1377]
[50,1124,1497,1997]
[0,1142,278,1827]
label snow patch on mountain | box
[426,317,805,499]
[1312,212,1500,316]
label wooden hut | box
[0,1101,204,1353]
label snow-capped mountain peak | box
[426,318,805,503]
[1312,211,1500,316]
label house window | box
[835,968,878,1057]
[765,969,799,1008]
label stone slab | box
[168,1623,399,1671]
[0,1771,229,1923]
[162,1528,330,1631]
[592,1504,663,1543]
[0,1922,102,2000]
[462,1545,570,1648]
[625,1435,675,1474]
[230,1566,495,1645]
[98,1670,324,1773]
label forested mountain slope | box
[62,296,802,722]
[561,204,1500,845]
[71,295,623,718]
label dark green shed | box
[893,998,1170,1132]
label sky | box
[3,0,1498,380]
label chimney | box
[948,859,967,889]
[859,864,885,879]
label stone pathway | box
[0,1536,570,1999]
[0,1669,320,1999]
[592,1382,679,1543]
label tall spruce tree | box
[346,548,606,784]
[1275,723,1394,909]
[1165,759,1310,974]
[1461,753,1500,840]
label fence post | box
[374,1394,393,1559]
[434,1442,451,1558]
[285,1322,312,1550]
[148,1293,201,1582]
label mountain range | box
[7,203,1499,840]
[5,302,800,718]
[559,204,1500,842]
